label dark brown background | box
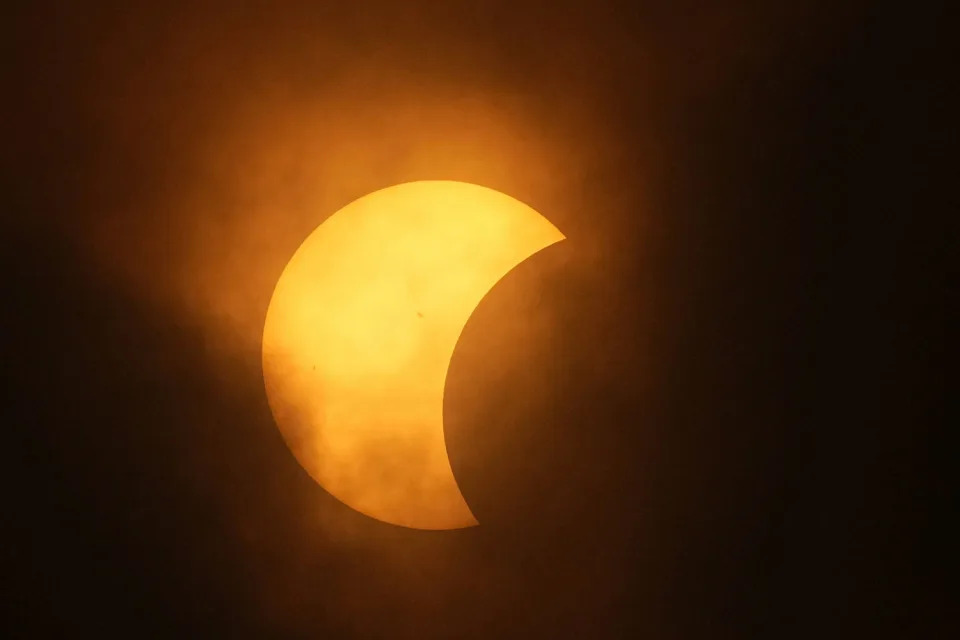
[3,1,950,637]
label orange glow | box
[262,181,564,529]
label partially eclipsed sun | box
[262,180,564,529]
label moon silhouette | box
[262,180,564,529]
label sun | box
[262,180,564,529]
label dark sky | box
[3,2,950,638]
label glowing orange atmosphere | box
[262,181,564,529]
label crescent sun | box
[262,180,565,529]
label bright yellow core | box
[262,180,564,529]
